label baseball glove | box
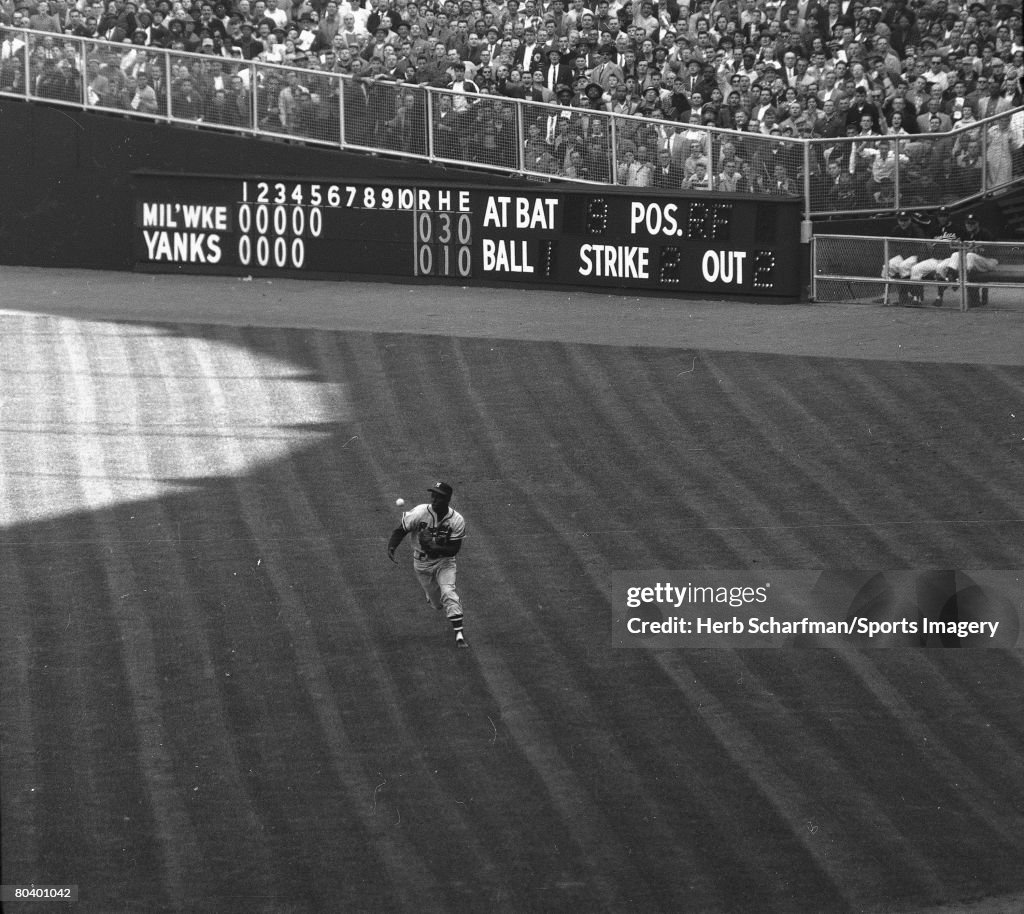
[417,528,440,558]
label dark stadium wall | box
[0,98,525,271]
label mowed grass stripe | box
[834,651,1024,853]
[900,364,1024,528]
[867,362,1024,523]
[0,549,38,877]
[169,329,409,910]
[698,351,929,564]
[0,320,42,881]
[838,364,1024,563]
[731,354,946,562]
[53,318,203,909]
[570,344,832,564]
[316,334,675,909]
[4,315,165,910]
[441,335,798,910]
[101,322,281,906]
[695,649,952,906]
[234,328,524,904]
[619,348,823,566]
[408,335,671,910]
[918,651,1024,757]
[145,326,365,910]
[191,327,454,911]
[736,648,1024,905]
[324,330,651,909]
[501,340,753,567]
[446,335,839,904]
[658,650,921,911]
[881,651,1024,824]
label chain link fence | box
[3,26,1023,212]
[807,108,1024,216]
[813,234,1024,311]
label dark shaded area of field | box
[1,281,1023,913]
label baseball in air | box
[396,498,405,507]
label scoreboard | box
[132,175,804,299]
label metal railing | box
[812,234,1024,311]
[3,26,1023,217]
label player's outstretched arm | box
[387,526,408,560]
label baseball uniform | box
[388,481,468,646]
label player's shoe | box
[455,632,468,648]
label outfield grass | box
[1,278,1023,914]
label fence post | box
[980,115,989,196]
[810,235,817,302]
[23,28,30,98]
[425,87,434,162]
[164,49,172,120]
[337,72,345,148]
[609,114,619,185]
[802,138,812,214]
[882,236,890,305]
[515,97,525,173]
[954,240,962,311]
[76,36,87,108]
[893,140,901,212]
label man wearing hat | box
[921,206,961,307]
[542,45,573,93]
[582,80,608,109]
[235,21,263,58]
[589,43,624,91]
[884,210,925,305]
[553,81,575,106]
[388,482,469,648]
[952,212,998,308]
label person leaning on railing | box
[5,0,1024,198]
[883,210,926,306]
[944,211,999,308]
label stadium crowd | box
[2,0,1023,199]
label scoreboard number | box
[414,211,473,278]
[236,201,323,270]
[135,178,802,298]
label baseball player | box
[927,206,962,307]
[387,481,468,648]
[908,243,958,307]
[945,212,998,308]
[883,210,925,305]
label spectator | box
[618,147,651,185]
[29,0,61,33]
[172,74,204,120]
[683,158,713,189]
[5,0,1021,208]
[131,69,159,113]
[862,137,907,203]
[652,146,683,186]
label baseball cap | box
[897,210,910,218]
[937,206,949,215]
[429,481,453,497]
[965,213,978,221]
